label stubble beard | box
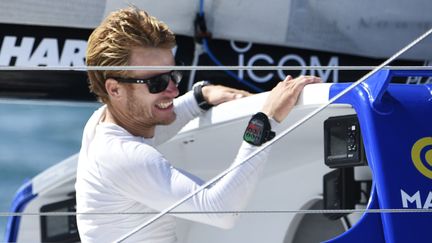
[126,94,176,128]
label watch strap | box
[243,112,276,146]
[193,81,214,110]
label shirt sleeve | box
[103,140,271,229]
[154,91,203,145]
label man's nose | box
[165,79,179,96]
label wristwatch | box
[193,81,214,110]
[243,112,276,146]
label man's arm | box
[154,84,251,145]
[110,75,322,229]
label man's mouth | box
[156,101,173,109]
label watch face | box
[244,118,265,145]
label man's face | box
[123,47,179,127]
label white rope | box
[187,43,205,90]
[115,27,432,242]
[0,65,431,71]
[2,209,432,217]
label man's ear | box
[105,78,121,98]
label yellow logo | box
[411,137,432,179]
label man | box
[75,6,321,243]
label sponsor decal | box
[401,137,432,209]
[401,190,432,209]
[230,40,339,83]
[411,137,432,179]
[0,36,87,66]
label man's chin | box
[158,113,177,125]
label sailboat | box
[1,1,432,242]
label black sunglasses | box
[111,70,183,94]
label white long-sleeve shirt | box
[75,91,273,243]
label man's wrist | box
[243,112,276,146]
[193,81,214,111]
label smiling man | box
[75,6,320,243]
[103,47,181,138]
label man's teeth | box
[156,101,173,109]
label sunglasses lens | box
[141,70,183,94]
[147,75,169,93]
[171,71,183,84]
[148,71,183,93]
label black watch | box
[243,112,276,146]
[193,81,214,110]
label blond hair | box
[86,7,176,103]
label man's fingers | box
[228,90,251,100]
[283,75,293,82]
[205,85,252,105]
[293,76,322,88]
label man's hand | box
[202,85,252,106]
[261,75,322,122]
